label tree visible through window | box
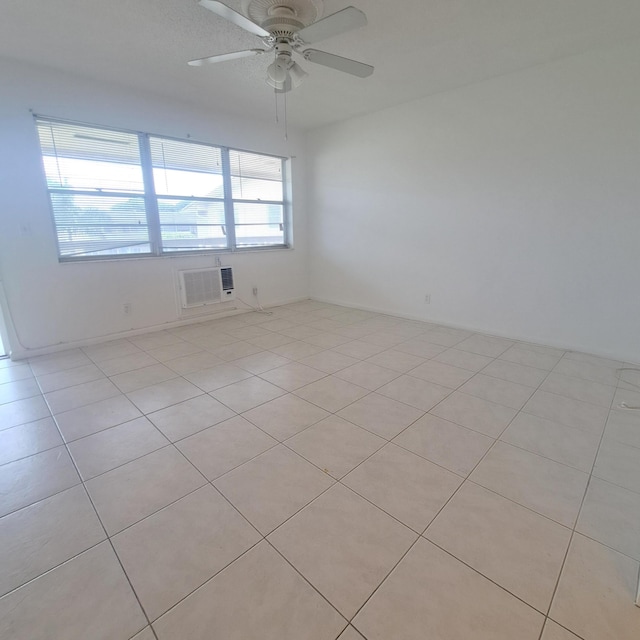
[36,118,289,260]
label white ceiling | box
[2,0,640,130]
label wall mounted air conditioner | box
[178,267,235,309]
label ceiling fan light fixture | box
[266,57,288,84]
[288,61,308,88]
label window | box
[36,118,288,260]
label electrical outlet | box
[424,294,431,304]
[252,286,258,296]
[123,302,132,315]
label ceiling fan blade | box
[297,7,367,44]
[188,48,265,66]
[198,0,269,37]
[303,49,373,78]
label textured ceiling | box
[2,0,640,130]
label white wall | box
[307,40,640,363]
[0,59,309,358]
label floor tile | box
[211,341,264,361]
[258,362,327,391]
[470,441,589,527]
[44,378,121,414]
[393,338,446,359]
[337,393,424,439]
[423,327,471,347]
[232,351,291,374]
[353,537,543,640]
[365,349,426,373]
[153,541,345,640]
[408,360,474,389]
[54,395,141,442]
[500,344,562,370]
[68,417,168,480]
[0,542,146,640]
[271,340,324,360]
[245,331,296,349]
[215,445,333,534]
[96,351,160,377]
[131,627,156,640]
[523,390,608,433]
[501,412,600,472]
[83,339,142,362]
[553,357,619,385]
[481,359,548,387]
[614,386,640,410]
[0,417,62,465]
[430,391,517,437]
[540,372,616,407]
[145,341,201,362]
[86,446,205,534]
[456,334,513,358]
[593,437,640,493]
[110,363,177,393]
[550,534,640,640]
[36,363,105,394]
[377,375,451,411]
[334,361,400,391]
[303,332,352,349]
[0,378,41,405]
[286,416,385,479]
[29,349,93,376]
[332,340,387,360]
[577,477,640,560]
[147,394,236,442]
[269,484,416,618]
[604,409,640,449]
[294,376,369,413]
[127,377,203,414]
[432,347,493,372]
[242,394,328,441]
[185,363,252,391]
[394,414,493,476]
[163,350,224,375]
[130,331,184,350]
[343,443,462,532]
[0,485,104,597]
[0,395,50,430]
[426,482,571,612]
[298,350,359,374]
[113,485,260,621]
[0,363,33,384]
[541,621,581,640]
[0,446,80,517]
[211,377,285,413]
[458,374,534,409]
[177,416,277,480]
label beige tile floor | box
[1,300,639,639]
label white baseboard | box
[8,295,308,361]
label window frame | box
[35,116,291,262]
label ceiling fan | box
[188,0,374,93]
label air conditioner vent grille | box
[178,267,235,309]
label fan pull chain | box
[274,88,279,124]
[284,89,288,141]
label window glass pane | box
[37,121,144,193]
[50,194,150,258]
[159,198,228,251]
[150,137,224,198]
[234,203,284,246]
[229,150,283,201]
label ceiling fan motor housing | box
[243,0,322,37]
